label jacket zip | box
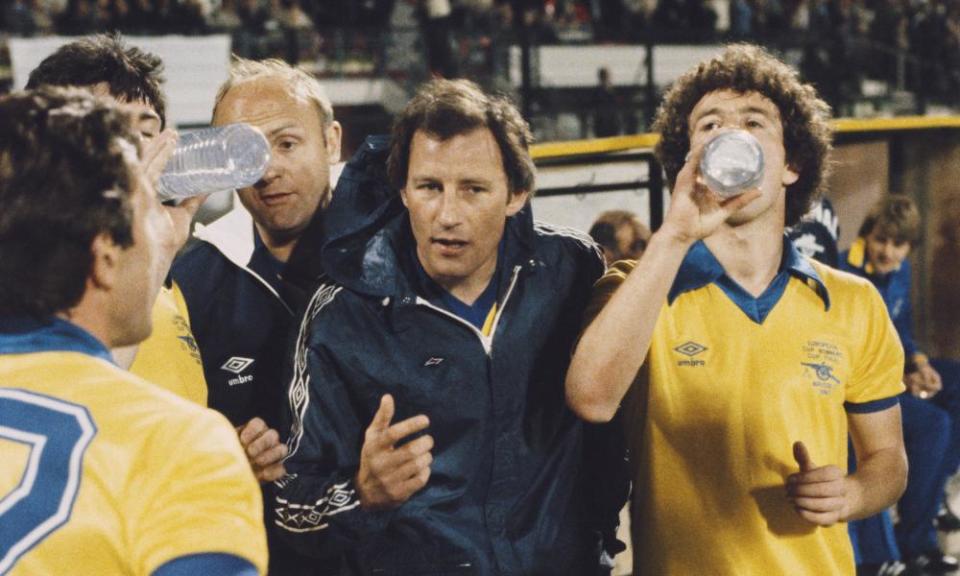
[413,265,522,356]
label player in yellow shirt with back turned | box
[0,89,266,574]
[566,44,908,575]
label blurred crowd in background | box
[1,0,959,128]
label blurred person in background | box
[842,194,960,573]
[589,209,650,265]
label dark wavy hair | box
[653,44,833,226]
[0,87,138,317]
[387,78,535,196]
[26,33,167,129]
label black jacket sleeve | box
[272,285,392,558]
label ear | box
[88,233,122,291]
[325,121,343,165]
[506,189,529,216]
[782,164,800,187]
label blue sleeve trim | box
[152,553,258,576]
[845,395,901,414]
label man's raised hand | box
[659,139,763,245]
[356,394,433,510]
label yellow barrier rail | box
[531,115,960,160]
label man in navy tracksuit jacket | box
[170,57,344,576]
[273,79,626,575]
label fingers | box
[382,414,431,446]
[792,496,846,513]
[927,367,943,390]
[250,440,288,468]
[719,186,762,210]
[674,139,709,195]
[255,462,287,483]
[793,441,814,472]
[142,129,178,185]
[238,417,269,446]
[357,397,433,509]
[786,457,847,526]
[377,434,434,470]
[397,466,431,496]
[237,417,288,481]
[787,467,845,496]
[794,508,843,526]
[173,193,210,220]
[369,394,396,433]
[382,449,434,484]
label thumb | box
[370,394,395,432]
[175,193,210,219]
[793,440,815,472]
[720,186,762,210]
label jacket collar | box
[193,192,258,271]
[191,193,292,311]
[669,235,830,310]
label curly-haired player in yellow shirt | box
[566,44,907,576]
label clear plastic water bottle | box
[156,123,271,201]
[699,130,765,198]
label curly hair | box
[653,44,833,226]
[387,78,535,196]
[0,87,138,317]
[26,33,167,129]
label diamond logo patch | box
[221,356,254,374]
[674,341,707,357]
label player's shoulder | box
[533,220,604,261]
[81,362,233,442]
[809,258,877,297]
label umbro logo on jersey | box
[424,357,444,367]
[674,341,707,367]
[674,341,707,357]
[221,356,254,374]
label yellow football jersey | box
[0,325,266,575]
[591,247,904,576]
[129,283,207,406]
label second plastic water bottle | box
[699,130,765,198]
[156,123,271,201]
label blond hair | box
[212,56,334,128]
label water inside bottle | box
[157,123,271,201]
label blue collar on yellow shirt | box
[0,316,114,363]
[668,236,831,324]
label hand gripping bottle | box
[698,130,765,198]
[156,123,271,201]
